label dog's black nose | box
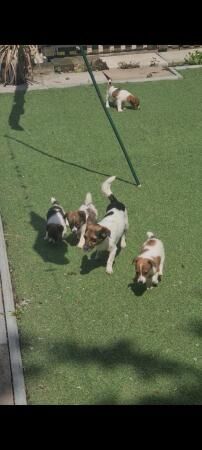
[83,245,89,252]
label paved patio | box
[1,47,202,94]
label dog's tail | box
[84,192,92,206]
[51,197,57,205]
[101,176,116,198]
[103,71,112,85]
[84,192,98,220]
[102,175,126,211]
[147,231,155,239]
[50,197,66,218]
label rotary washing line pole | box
[78,45,141,187]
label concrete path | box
[99,51,168,68]
[0,216,27,405]
[0,283,14,404]
[0,64,179,93]
[1,47,202,94]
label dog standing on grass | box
[103,72,140,112]
[83,176,129,274]
[132,232,165,289]
[44,197,68,243]
[65,192,98,248]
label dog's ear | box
[132,257,138,265]
[96,227,111,240]
[78,211,86,224]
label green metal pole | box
[78,45,141,187]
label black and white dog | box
[83,176,129,274]
[44,197,68,243]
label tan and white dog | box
[65,193,98,248]
[103,72,140,112]
[83,176,129,274]
[132,232,165,289]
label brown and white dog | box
[83,176,129,274]
[132,232,165,289]
[44,197,68,243]
[103,72,140,112]
[65,192,98,248]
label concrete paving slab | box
[0,66,180,94]
[100,52,168,68]
[0,281,14,405]
[0,216,27,405]
[0,48,202,94]
[0,49,186,94]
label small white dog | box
[44,197,68,243]
[133,232,165,289]
[65,193,98,248]
[83,176,129,274]
[103,72,140,112]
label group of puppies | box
[44,75,165,289]
[45,176,165,289]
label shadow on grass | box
[30,211,69,265]
[80,246,122,275]
[185,319,202,338]
[66,233,79,247]
[80,251,108,274]
[128,281,147,297]
[19,326,202,404]
[4,135,136,187]
[50,338,202,404]
[94,384,202,405]
[128,274,162,297]
[8,83,28,131]
[109,103,140,112]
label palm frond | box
[0,45,44,86]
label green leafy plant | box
[73,62,88,72]
[118,61,140,69]
[184,50,202,65]
[90,58,109,71]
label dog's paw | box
[106,266,113,275]
[77,238,85,248]
[152,278,159,286]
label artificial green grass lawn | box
[0,69,201,404]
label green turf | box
[0,69,201,404]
